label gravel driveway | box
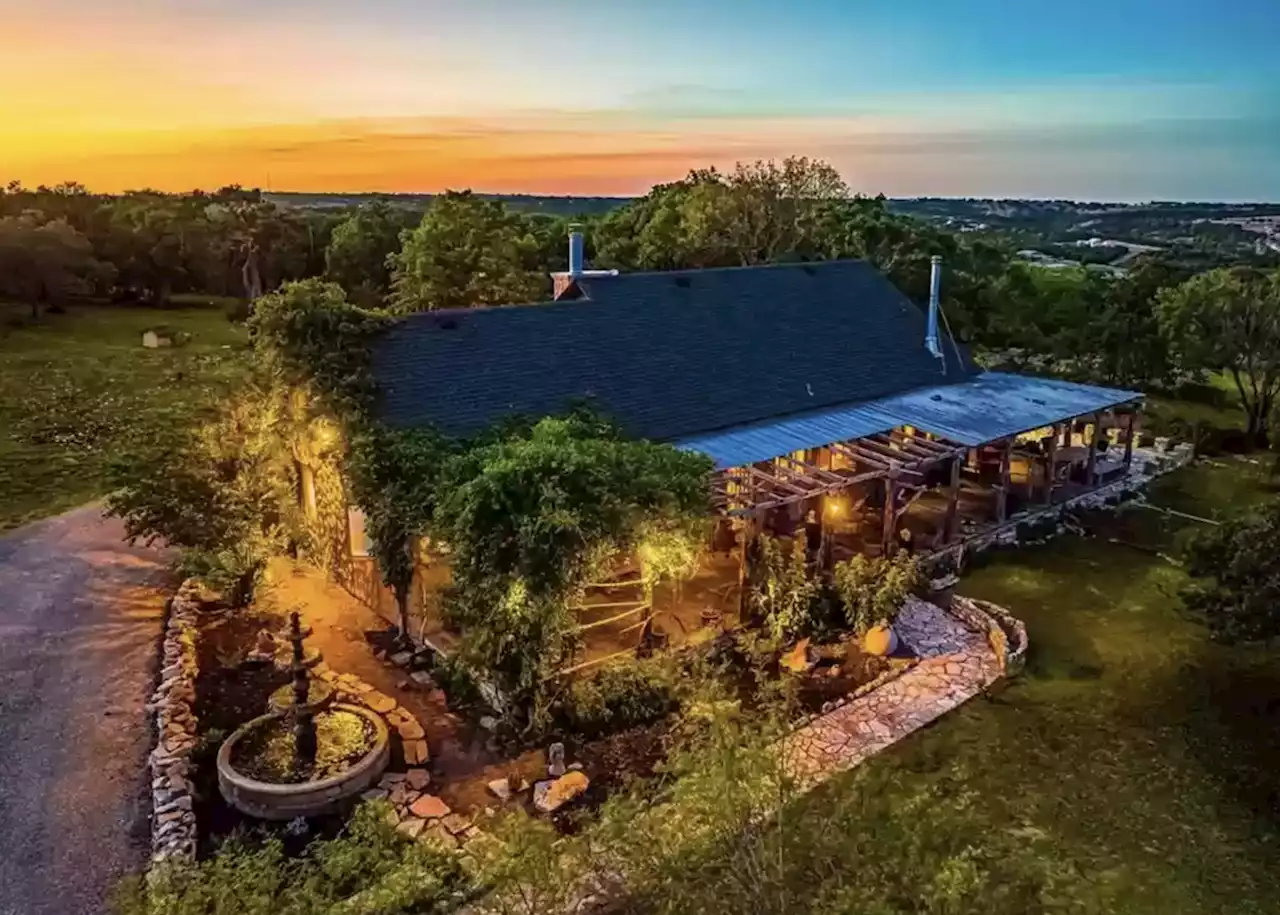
[0,506,171,915]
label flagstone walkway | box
[784,597,1002,786]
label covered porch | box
[686,372,1144,563]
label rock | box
[397,720,425,741]
[396,817,425,839]
[533,772,589,814]
[406,768,431,791]
[478,715,499,732]
[487,778,512,801]
[780,637,815,673]
[380,772,408,785]
[403,739,430,765]
[362,690,397,714]
[547,742,566,778]
[360,788,389,802]
[441,813,471,835]
[409,794,451,820]
[390,651,413,667]
[155,795,193,815]
[157,809,184,824]
[388,783,413,806]
[284,816,310,838]
[396,678,411,691]
[567,762,584,772]
[410,670,435,687]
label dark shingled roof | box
[371,259,979,442]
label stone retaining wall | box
[947,596,1028,676]
[145,579,203,864]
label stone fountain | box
[217,610,389,820]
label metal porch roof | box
[676,371,1142,468]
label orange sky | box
[4,0,1276,200]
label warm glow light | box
[825,496,844,518]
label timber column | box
[996,439,1012,522]
[881,470,899,557]
[1085,411,1102,486]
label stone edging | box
[145,579,203,865]
[790,657,921,729]
[947,596,1028,676]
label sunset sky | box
[3,0,1278,200]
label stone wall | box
[145,580,203,864]
[947,595,1028,676]
[924,442,1195,574]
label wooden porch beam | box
[996,438,1013,522]
[944,456,961,543]
[1044,422,1058,504]
[1085,410,1102,486]
[830,441,893,470]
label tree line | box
[5,158,1280,439]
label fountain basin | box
[268,679,335,715]
[217,703,390,820]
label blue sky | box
[3,0,1278,199]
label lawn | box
[0,301,250,531]
[844,457,1280,914]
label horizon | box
[3,0,1278,201]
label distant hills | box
[265,191,631,217]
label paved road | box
[0,507,171,915]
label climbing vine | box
[433,414,712,725]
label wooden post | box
[881,472,898,556]
[1085,411,1102,486]
[944,456,961,543]
[1123,404,1140,470]
[1044,424,1058,504]
[996,439,1012,522]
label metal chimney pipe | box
[568,225,584,277]
[925,255,943,359]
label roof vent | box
[930,394,944,402]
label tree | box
[1094,256,1187,385]
[1158,267,1280,442]
[1182,500,1280,643]
[433,415,711,722]
[324,199,407,305]
[0,214,110,318]
[594,157,850,271]
[388,191,547,312]
[105,385,294,606]
[346,425,453,642]
[103,196,190,306]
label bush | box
[747,534,818,641]
[831,553,921,636]
[111,803,471,915]
[553,657,681,739]
[176,542,268,608]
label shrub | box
[553,657,681,739]
[831,553,921,636]
[176,542,268,608]
[111,802,471,915]
[747,534,818,641]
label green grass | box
[0,301,250,531]
[846,458,1280,914]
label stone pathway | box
[784,597,1001,786]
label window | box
[348,507,371,557]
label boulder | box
[533,771,590,814]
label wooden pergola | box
[710,427,969,556]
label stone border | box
[216,704,391,820]
[947,595,1028,676]
[145,579,203,865]
[790,657,921,728]
[923,442,1195,572]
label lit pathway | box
[784,597,1001,786]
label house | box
[344,232,1143,665]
